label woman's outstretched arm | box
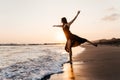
[68,11,80,26]
[53,25,62,27]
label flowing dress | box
[63,24,87,47]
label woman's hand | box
[53,25,56,27]
[53,25,62,27]
[77,10,80,14]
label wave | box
[0,45,68,80]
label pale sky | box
[0,0,120,43]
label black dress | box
[63,24,87,47]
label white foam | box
[0,45,68,80]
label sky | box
[0,0,120,43]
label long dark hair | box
[61,17,67,24]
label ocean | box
[0,44,84,80]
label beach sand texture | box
[50,45,120,80]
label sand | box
[50,45,120,80]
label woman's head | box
[61,17,67,24]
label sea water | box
[0,45,68,80]
[0,45,84,80]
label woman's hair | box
[61,17,67,23]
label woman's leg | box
[67,39,73,64]
[87,40,97,47]
[65,41,69,52]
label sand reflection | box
[63,63,75,80]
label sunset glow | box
[56,31,66,42]
[0,0,120,43]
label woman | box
[53,11,97,64]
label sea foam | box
[0,45,68,80]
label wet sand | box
[50,45,120,80]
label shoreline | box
[50,45,120,80]
[41,46,86,80]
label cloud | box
[106,7,117,12]
[102,13,120,21]
[102,7,120,21]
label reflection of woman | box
[64,63,75,80]
[53,11,97,64]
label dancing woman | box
[53,11,97,64]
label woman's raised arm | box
[68,11,80,26]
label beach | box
[50,45,120,80]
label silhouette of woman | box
[53,11,97,64]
